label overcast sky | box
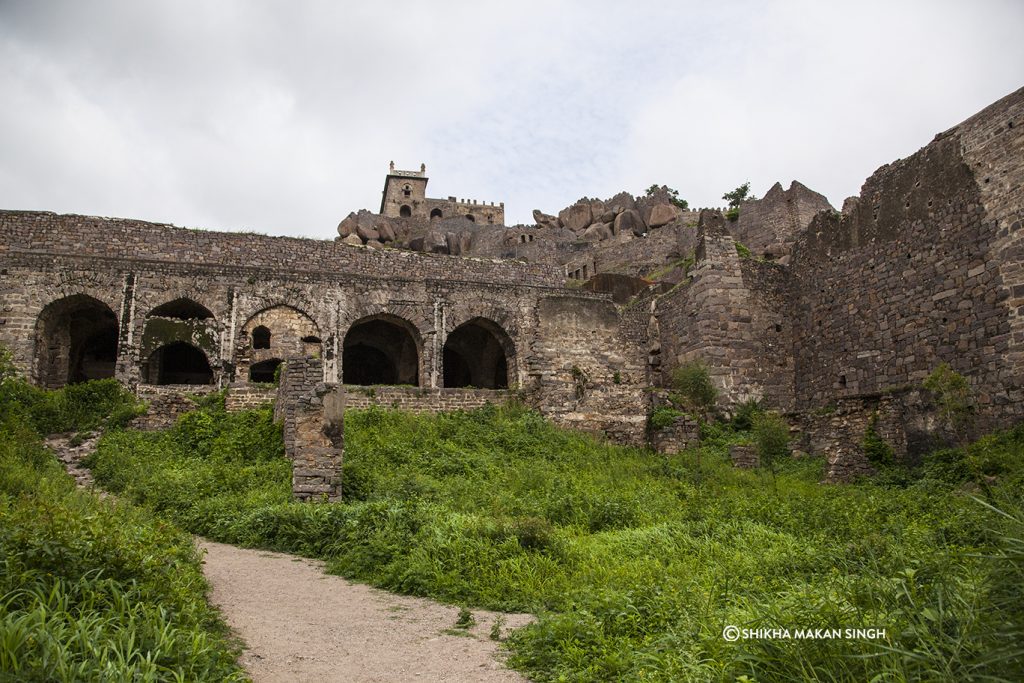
[1,1,1021,238]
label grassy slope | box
[89,397,1024,682]
[0,377,248,682]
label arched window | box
[402,184,412,198]
[252,326,271,350]
[35,294,119,388]
[430,208,443,220]
[249,358,282,384]
[343,315,420,386]
[148,298,214,320]
[145,342,213,385]
[443,318,513,389]
[400,205,412,218]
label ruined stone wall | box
[343,386,513,412]
[275,358,343,502]
[654,211,795,410]
[0,212,652,443]
[796,393,908,481]
[732,181,834,261]
[789,86,1024,425]
[531,296,649,443]
[225,383,277,411]
[0,211,559,286]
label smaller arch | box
[343,314,421,386]
[145,342,213,385]
[148,298,214,320]
[465,214,475,223]
[443,317,514,389]
[252,325,271,350]
[430,208,443,220]
[249,358,282,384]
[399,205,412,218]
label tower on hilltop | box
[379,162,505,225]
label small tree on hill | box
[670,361,718,422]
[722,182,756,208]
[752,410,790,486]
[923,362,974,446]
[646,184,689,211]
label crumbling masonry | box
[1,86,1021,489]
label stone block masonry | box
[276,358,343,502]
[344,386,513,413]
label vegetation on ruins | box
[669,360,718,422]
[752,410,791,476]
[84,395,1024,682]
[723,181,756,208]
[0,372,246,681]
[645,184,689,211]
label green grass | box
[87,400,1024,682]
[0,376,248,682]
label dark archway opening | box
[399,205,412,218]
[149,298,214,320]
[249,358,282,384]
[147,343,213,385]
[252,325,271,349]
[443,319,512,389]
[343,317,419,386]
[430,208,443,220]
[465,214,475,223]
[35,295,119,388]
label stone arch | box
[342,314,421,386]
[430,208,443,220]
[466,214,475,223]
[140,296,220,381]
[251,325,271,349]
[238,304,321,382]
[249,358,282,383]
[144,342,213,385]
[400,205,412,218]
[148,297,214,320]
[34,294,119,388]
[443,317,514,389]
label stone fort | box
[1,86,1020,489]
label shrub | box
[734,241,752,258]
[924,362,973,442]
[731,398,762,431]
[669,361,717,418]
[752,410,790,471]
[862,414,895,466]
[648,405,682,431]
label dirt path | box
[48,434,533,682]
[198,540,534,682]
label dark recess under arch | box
[343,316,420,386]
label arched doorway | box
[249,358,282,384]
[148,298,214,320]
[342,315,420,386]
[145,342,213,385]
[400,205,412,218]
[35,294,119,388]
[443,318,513,389]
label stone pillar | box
[276,357,344,502]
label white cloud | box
[1,0,1021,235]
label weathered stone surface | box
[356,223,379,242]
[729,445,760,469]
[532,209,561,230]
[342,233,364,246]
[375,221,396,243]
[337,212,358,237]
[581,223,612,242]
[614,209,645,236]
[558,202,593,233]
[648,203,683,228]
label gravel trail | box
[197,540,534,682]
